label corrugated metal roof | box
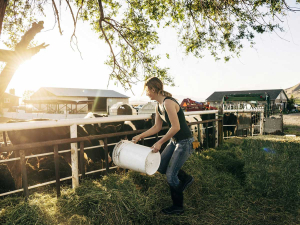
[41,87,129,98]
[206,89,286,101]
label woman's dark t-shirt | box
[157,97,192,141]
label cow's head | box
[82,124,99,136]
[96,124,122,134]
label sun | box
[7,59,43,97]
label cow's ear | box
[115,124,122,132]
[96,126,102,133]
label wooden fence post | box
[197,124,202,149]
[215,112,218,148]
[54,145,61,197]
[80,141,85,179]
[260,112,264,135]
[206,123,209,149]
[236,111,239,137]
[218,108,223,146]
[3,131,7,146]
[70,124,79,188]
[104,138,109,175]
[20,150,29,199]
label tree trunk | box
[0,44,49,62]
[0,21,45,99]
[0,0,9,37]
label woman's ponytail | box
[159,90,172,97]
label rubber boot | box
[178,169,194,192]
[161,186,184,215]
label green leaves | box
[2,0,45,49]
[1,0,298,90]
[84,0,174,90]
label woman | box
[132,77,194,215]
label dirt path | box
[283,113,300,126]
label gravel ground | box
[283,113,300,126]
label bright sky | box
[2,2,300,103]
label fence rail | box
[1,107,267,198]
[0,111,220,198]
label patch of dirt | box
[283,113,300,126]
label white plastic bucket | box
[112,140,161,175]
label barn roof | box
[3,92,20,98]
[39,87,129,98]
[206,89,287,102]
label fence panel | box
[0,111,219,197]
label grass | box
[284,125,300,136]
[1,136,300,224]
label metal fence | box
[222,109,265,138]
[0,111,220,198]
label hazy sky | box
[2,2,300,102]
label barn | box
[0,89,20,111]
[26,87,129,114]
[206,89,288,110]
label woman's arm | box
[132,106,163,143]
[152,99,180,153]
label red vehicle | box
[180,98,217,111]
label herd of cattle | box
[0,112,248,194]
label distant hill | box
[285,83,300,102]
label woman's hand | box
[151,142,162,153]
[132,134,142,143]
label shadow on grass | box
[284,124,300,136]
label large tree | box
[0,0,300,94]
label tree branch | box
[65,0,84,58]
[0,0,9,37]
[0,21,46,99]
[52,0,63,35]
[98,0,117,75]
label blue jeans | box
[158,137,194,188]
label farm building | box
[206,89,288,110]
[0,89,20,111]
[25,87,129,114]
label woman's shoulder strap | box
[157,102,162,114]
[163,96,180,106]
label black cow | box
[200,113,216,148]
[223,113,237,137]
[85,113,157,154]
[4,117,118,189]
[85,113,169,156]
